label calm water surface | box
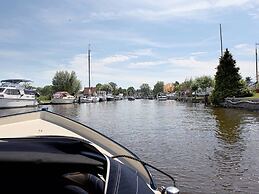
[1,100,259,194]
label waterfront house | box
[83,87,96,96]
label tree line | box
[37,49,255,104]
[37,72,215,100]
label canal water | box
[1,100,259,194]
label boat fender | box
[162,186,180,194]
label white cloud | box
[34,0,259,24]
[84,0,255,21]
[168,57,217,73]
[128,49,154,56]
[39,49,155,87]
[128,61,166,69]
[2,72,25,80]
[191,51,208,56]
[237,60,255,80]
[95,55,131,67]
[233,43,254,57]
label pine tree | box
[211,49,243,104]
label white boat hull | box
[79,98,91,103]
[51,98,75,104]
[158,98,167,101]
[0,98,38,108]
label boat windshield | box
[24,89,36,95]
[0,88,5,93]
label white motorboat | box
[115,93,124,101]
[106,94,114,101]
[97,91,107,102]
[51,91,75,104]
[80,96,100,103]
[91,96,100,103]
[79,96,92,103]
[157,93,167,101]
[128,96,135,101]
[0,110,179,194]
[0,79,38,109]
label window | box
[24,89,35,95]
[5,89,20,95]
[0,88,5,93]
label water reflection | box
[212,108,247,193]
[49,104,81,120]
[1,101,259,193]
[213,108,243,144]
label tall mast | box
[256,43,259,83]
[219,24,223,57]
[88,44,91,94]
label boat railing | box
[0,82,24,89]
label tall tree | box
[109,82,118,95]
[179,79,193,91]
[140,83,151,97]
[211,49,243,104]
[195,76,214,90]
[127,86,135,96]
[153,81,164,96]
[174,81,180,92]
[174,81,179,86]
[109,82,117,90]
[99,84,113,93]
[96,83,102,91]
[52,70,81,95]
[117,87,124,95]
[191,82,199,95]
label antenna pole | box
[256,43,259,83]
[220,24,223,57]
[88,44,91,95]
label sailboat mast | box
[88,44,91,94]
[219,24,223,57]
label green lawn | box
[246,93,259,99]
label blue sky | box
[1,0,259,88]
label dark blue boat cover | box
[106,157,154,194]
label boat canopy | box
[0,136,154,194]
[1,79,32,84]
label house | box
[83,87,96,96]
[164,83,174,93]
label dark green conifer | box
[211,49,243,104]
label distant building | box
[164,83,174,93]
[83,87,96,96]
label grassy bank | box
[37,96,51,104]
[245,93,259,99]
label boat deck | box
[0,111,153,186]
[0,119,82,139]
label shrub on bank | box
[37,95,51,102]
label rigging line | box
[112,155,176,187]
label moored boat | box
[0,110,179,194]
[51,91,75,104]
[115,93,124,101]
[97,91,107,102]
[106,94,114,101]
[157,93,167,101]
[0,79,38,109]
[128,96,135,101]
[88,96,100,103]
[79,96,92,103]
